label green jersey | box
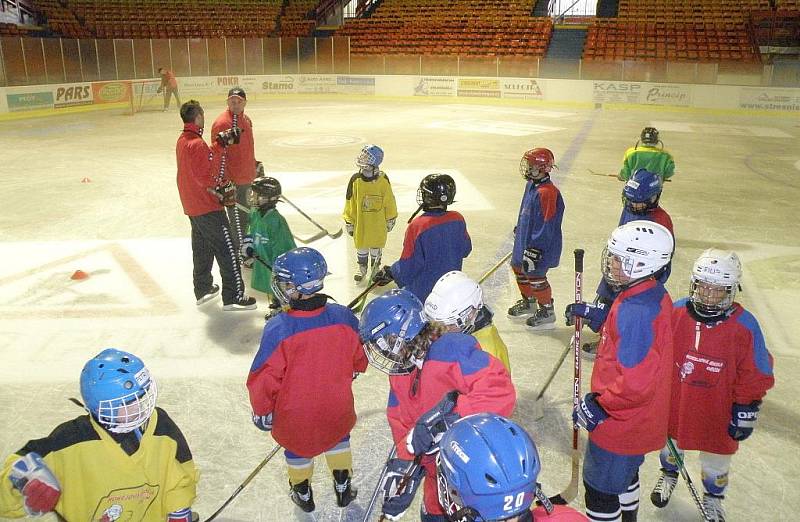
[248,207,296,294]
[619,145,675,181]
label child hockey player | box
[0,349,198,521]
[359,289,515,521]
[373,173,471,302]
[424,270,511,371]
[240,176,296,316]
[436,413,588,521]
[507,148,564,331]
[246,247,367,513]
[649,249,774,521]
[565,221,674,522]
[569,168,674,358]
[618,127,675,181]
[342,144,398,283]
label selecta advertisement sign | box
[502,78,544,99]
[92,81,131,104]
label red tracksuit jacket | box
[211,109,255,185]
[176,122,225,217]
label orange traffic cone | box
[81,177,91,183]
[70,270,89,280]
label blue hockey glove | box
[8,452,61,516]
[252,412,273,432]
[573,393,609,432]
[728,402,760,441]
[373,266,394,286]
[381,458,425,521]
[406,391,459,456]
[564,301,609,333]
[240,235,255,259]
[522,247,542,273]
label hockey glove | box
[381,458,425,521]
[406,391,459,456]
[8,452,61,516]
[345,222,354,237]
[240,236,255,260]
[728,401,760,441]
[255,160,265,179]
[564,301,609,333]
[522,248,543,273]
[157,87,163,94]
[252,412,273,432]
[386,218,396,232]
[573,393,609,432]
[216,126,242,147]
[373,266,394,286]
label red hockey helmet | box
[519,148,555,180]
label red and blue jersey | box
[512,179,564,271]
[246,303,368,457]
[669,300,774,455]
[391,210,471,301]
[386,332,515,515]
[590,279,674,455]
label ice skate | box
[223,295,257,311]
[354,263,367,283]
[526,301,556,330]
[508,297,536,318]
[703,493,725,522]
[333,469,358,507]
[289,480,315,513]
[196,284,220,306]
[650,469,678,508]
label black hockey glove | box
[381,458,425,521]
[406,391,459,455]
[522,247,543,273]
[216,126,242,147]
[373,266,394,286]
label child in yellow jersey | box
[342,144,398,283]
[423,270,511,371]
[0,349,198,522]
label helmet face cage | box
[417,174,456,210]
[601,246,636,290]
[96,375,158,433]
[250,178,281,207]
[356,145,383,178]
[436,462,478,522]
[363,314,428,375]
[690,278,736,317]
[623,170,661,214]
[270,248,326,304]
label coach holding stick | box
[212,87,256,259]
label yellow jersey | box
[474,323,511,371]
[343,172,398,249]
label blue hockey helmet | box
[356,144,384,175]
[437,413,541,521]
[80,349,158,433]
[359,289,428,375]
[622,168,662,214]
[271,247,327,304]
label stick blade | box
[328,228,343,239]
[293,230,327,244]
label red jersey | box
[175,123,225,216]
[211,109,255,185]
[246,302,368,457]
[590,279,674,455]
[668,300,774,454]
[387,332,515,515]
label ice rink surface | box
[0,96,798,521]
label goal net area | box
[128,79,163,114]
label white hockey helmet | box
[690,248,742,317]
[602,220,674,289]
[424,271,484,333]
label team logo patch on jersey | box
[680,361,695,381]
[100,504,123,522]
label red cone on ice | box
[81,177,91,183]
[70,270,89,280]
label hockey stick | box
[532,338,573,420]
[477,251,512,284]
[588,168,672,182]
[362,446,397,522]
[280,195,343,239]
[236,202,326,244]
[551,248,584,505]
[666,437,711,521]
[206,444,283,522]
[347,280,380,310]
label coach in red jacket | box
[212,87,256,256]
[176,100,255,311]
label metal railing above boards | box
[0,35,785,87]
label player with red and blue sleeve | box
[373,174,471,302]
[246,247,367,513]
[566,221,675,522]
[359,289,515,521]
[507,148,564,331]
[649,250,774,519]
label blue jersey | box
[512,178,564,270]
[391,210,471,301]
